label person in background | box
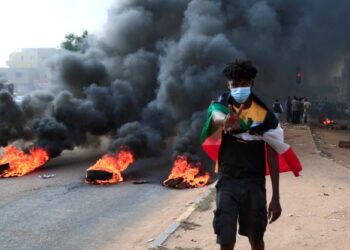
[285,96,292,122]
[298,97,305,123]
[273,99,284,120]
[303,98,311,123]
[291,96,298,124]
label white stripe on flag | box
[232,123,289,154]
[262,124,289,154]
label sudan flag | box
[200,93,302,176]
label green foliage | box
[60,30,89,52]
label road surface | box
[0,145,210,250]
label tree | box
[60,30,89,52]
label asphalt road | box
[0,147,209,250]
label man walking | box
[200,59,302,250]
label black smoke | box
[0,91,27,146]
[172,111,208,162]
[109,122,164,158]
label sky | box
[0,0,117,67]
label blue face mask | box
[230,87,251,103]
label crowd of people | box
[273,96,311,124]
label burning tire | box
[163,155,211,189]
[0,163,10,175]
[0,146,49,177]
[85,170,113,182]
[85,148,134,185]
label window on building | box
[15,72,23,78]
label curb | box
[148,184,215,250]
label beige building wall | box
[1,48,59,95]
[7,50,37,68]
[6,48,58,69]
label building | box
[0,48,59,95]
[0,68,40,94]
[6,48,58,69]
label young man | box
[200,60,301,250]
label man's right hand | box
[268,198,282,224]
[223,104,244,132]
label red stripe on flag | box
[201,134,221,161]
[265,146,302,176]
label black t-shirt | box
[218,134,266,180]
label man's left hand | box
[268,198,282,224]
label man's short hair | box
[223,59,258,82]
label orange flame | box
[323,118,334,125]
[163,155,211,189]
[0,145,50,177]
[85,149,135,184]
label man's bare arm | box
[267,144,282,224]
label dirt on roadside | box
[161,125,350,250]
[311,126,350,169]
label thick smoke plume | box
[2,0,350,165]
[0,91,27,146]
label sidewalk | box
[155,125,350,250]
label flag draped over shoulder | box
[200,94,302,176]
